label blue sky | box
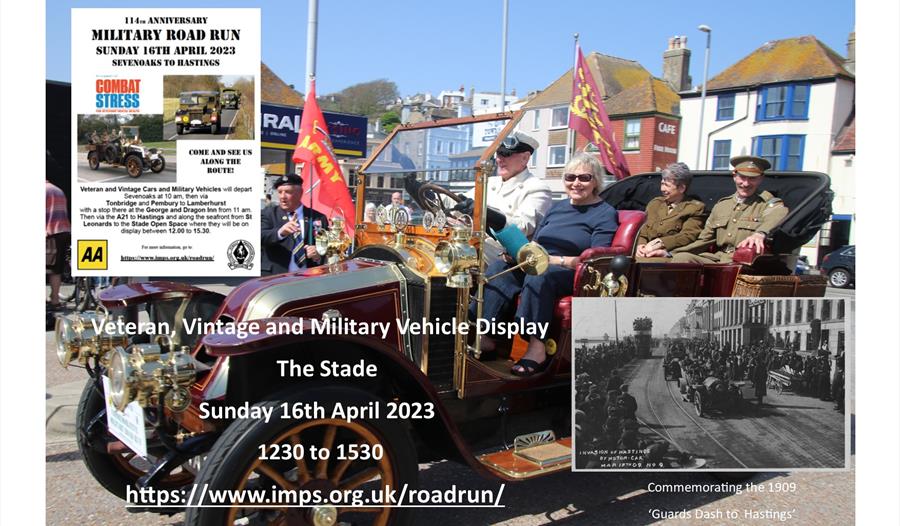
[48,0,855,98]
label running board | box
[477,430,571,479]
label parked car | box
[795,255,811,275]
[86,125,165,177]
[55,111,835,525]
[820,245,855,288]
[175,91,222,134]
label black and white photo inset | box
[572,297,850,471]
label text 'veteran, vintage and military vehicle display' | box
[175,91,223,135]
[86,125,166,178]
[221,88,241,109]
[55,111,835,525]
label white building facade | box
[678,36,855,263]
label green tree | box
[321,79,399,117]
[380,110,401,133]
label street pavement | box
[162,108,239,141]
[76,156,177,184]
[45,281,856,524]
[619,343,845,470]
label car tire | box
[88,151,100,170]
[76,379,194,502]
[211,122,220,135]
[828,268,851,288]
[176,124,184,135]
[184,386,418,526]
[125,155,143,178]
[150,156,166,173]
[693,392,703,417]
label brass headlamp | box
[107,340,197,412]
[315,216,352,264]
[55,307,129,368]
[435,220,478,288]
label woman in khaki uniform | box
[635,162,706,259]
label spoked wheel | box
[150,156,166,173]
[126,156,143,178]
[88,151,100,170]
[186,388,418,526]
[693,393,704,417]
[76,379,195,502]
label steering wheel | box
[416,182,464,215]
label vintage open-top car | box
[684,377,746,417]
[86,125,166,177]
[56,111,834,525]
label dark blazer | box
[636,196,706,251]
[260,205,328,275]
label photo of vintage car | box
[175,90,222,134]
[86,124,165,178]
[684,377,745,417]
[221,87,241,109]
[54,111,838,524]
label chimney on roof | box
[845,31,855,74]
[662,35,692,92]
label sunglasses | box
[563,173,594,183]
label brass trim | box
[244,265,402,320]
[385,264,414,362]
[477,455,572,479]
[420,276,432,375]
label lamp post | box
[696,24,711,170]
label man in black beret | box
[260,174,328,275]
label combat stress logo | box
[227,239,254,270]
[96,78,141,113]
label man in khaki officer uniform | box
[669,155,787,263]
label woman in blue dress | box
[475,152,619,376]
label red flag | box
[292,79,355,236]
[569,46,631,179]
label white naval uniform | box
[464,169,552,261]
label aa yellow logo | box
[77,240,108,270]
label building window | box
[436,140,443,154]
[551,106,568,128]
[480,98,489,105]
[756,83,810,120]
[548,145,567,166]
[753,135,805,170]
[528,149,537,167]
[417,142,423,156]
[623,119,640,150]
[822,300,831,320]
[716,94,735,120]
[712,140,731,169]
[532,109,540,130]
[794,300,802,323]
[837,300,845,319]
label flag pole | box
[499,0,509,111]
[307,78,315,244]
[568,33,579,158]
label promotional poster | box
[0,1,895,525]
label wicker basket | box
[732,274,829,297]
